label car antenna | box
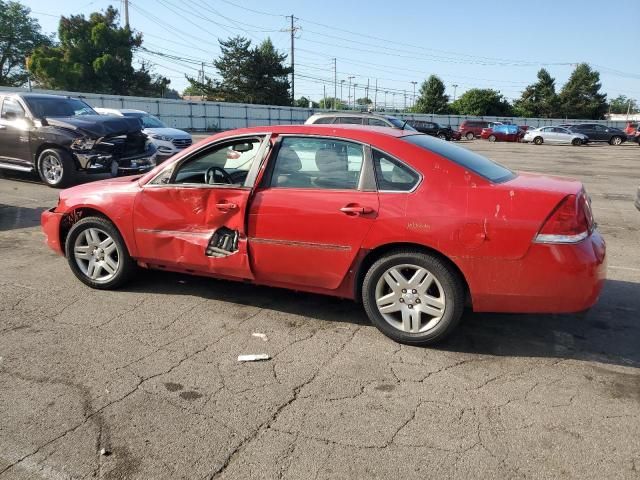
[401,120,408,130]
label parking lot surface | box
[1,140,639,479]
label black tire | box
[465,132,474,140]
[571,138,582,146]
[65,216,136,290]
[609,136,623,146]
[37,148,76,188]
[488,134,496,142]
[437,133,447,140]
[362,249,465,346]
[533,136,543,145]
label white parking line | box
[609,266,640,272]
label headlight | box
[150,134,172,142]
[71,138,96,150]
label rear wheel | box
[65,216,136,289]
[488,134,496,142]
[571,138,583,146]
[37,148,76,188]
[465,132,474,140]
[533,136,543,145]
[609,136,623,146]
[362,250,465,345]
[437,133,447,140]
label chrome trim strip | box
[136,228,211,238]
[0,161,33,172]
[250,237,351,251]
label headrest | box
[276,146,302,172]
[315,147,347,173]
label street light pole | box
[353,84,358,109]
[347,76,355,110]
[384,91,388,111]
[411,81,417,110]
[452,84,458,102]
[340,79,345,109]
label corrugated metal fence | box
[1,86,629,131]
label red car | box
[480,124,524,142]
[41,125,606,345]
[458,120,502,140]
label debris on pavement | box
[251,332,268,341]
[99,448,111,456]
[238,354,271,362]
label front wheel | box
[362,250,465,345]
[533,136,543,145]
[465,132,474,140]
[571,138,583,146]
[488,134,496,142]
[37,148,76,188]
[65,216,136,289]
[437,133,447,140]
[609,136,623,145]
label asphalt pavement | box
[0,140,638,479]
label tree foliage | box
[186,36,291,105]
[450,88,512,116]
[608,95,638,114]
[294,96,319,108]
[0,1,52,86]
[318,97,345,109]
[558,63,607,119]
[512,69,559,118]
[356,97,372,106]
[413,75,449,114]
[28,6,169,96]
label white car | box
[523,126,589,146]
[94,108,192,159]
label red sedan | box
[41,125,606,345]
[480,124,524,142]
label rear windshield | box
[402,134,515,183]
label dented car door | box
[132,135,271,279]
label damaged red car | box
[41,125,606,345]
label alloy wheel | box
[73,227,120,283]
[374,264,446,334]
[41,154,63,184]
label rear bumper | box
[41,207,64,256]
[470,230,606,313]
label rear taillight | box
[535,192,592,244]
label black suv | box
[567,123,627,145]
[0,92,157,187]
[406,120,458,140]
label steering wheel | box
[205,166,234,185]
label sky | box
[22,0,640,108]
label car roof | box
[0,92,77,99]
[220,124,419,140]
[309,111,396,119]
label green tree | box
[0,1,52,86]
[356,97,372,106]
[558,63,607,119]
[294,96,319,108]
[608,95,638,114]
[186,36,291,105]
[413,75,449,114]
[450,88,512,116]
[319,97,345,109]
[29,6,169,96]
[512,68,559,118]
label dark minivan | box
[0,92,157,187]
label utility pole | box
[374,79,378,111]
[333,58,337,110]
[123,0,130,28]
[392,92,396,111]
[353,84,358,109]
[285,15,299,103]
[452,84,458,102]
[384,91,388,111]
[323,84,326,110]
[411,81,417,110]
[403,91,407,112]
[340,80,345,109]
[347,76,355,109]
[365,78,370,106]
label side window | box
[368,118,388,127]
[1,98,25,120]
[312,116,335,124]
[372,149,420,192]
[593,125,606,132]
[168,137,263,185]
[337,117,364,124]
[270,137,364,190]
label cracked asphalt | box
[0,139,639,479]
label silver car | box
[305,112,417,131]
[523,126,588,146]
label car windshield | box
[25,97,96,118]
[402,134,515,183]
[123,113,166,128]
[386,117,417,131]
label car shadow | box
[0,204,47,231]
[124,271,639,368]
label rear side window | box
[372,149,420,192]
[337,117,364,124]
[312,116,335,124]
[402,134,515,183]
[368,118,389,127]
